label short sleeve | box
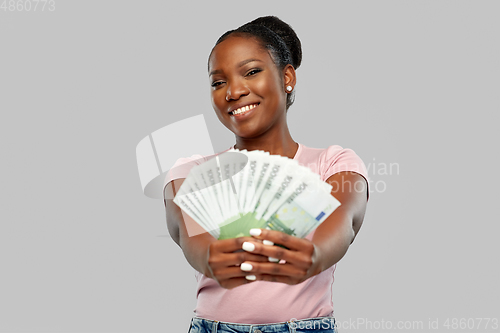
[162,147,233,201]
[162,154,205,199]
[320,146,370,200]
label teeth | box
[232,104,257,115]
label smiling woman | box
[164,16,369,332]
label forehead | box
[208,36,273,73]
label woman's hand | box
[236,228,324,285]
[205,237,270,289]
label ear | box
[283,64,296,92]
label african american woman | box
[164,16,369,333]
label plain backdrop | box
[1,1,499,332]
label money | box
[173,149,341,239]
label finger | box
[208,251,274,270]
[212,265,261,281]
[249,228,309,251]
[260,241,283,262]
[240,241,313,269]
[211,236,262,253]
[243,253,274,263]
[240,261,308,279]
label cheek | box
[255,76,282,99]
[256,75,286,110]
[211,90,225,112]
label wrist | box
[312,243,327,275]
[180,233,216,276]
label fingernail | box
[268,257,279,263]
[242,242,255,252]
[240,263,253,271]
[249,228,262,236]
[263,240,274,246]
[245,275,256,281]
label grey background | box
[1,1,499,332]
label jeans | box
[188,316,338,333]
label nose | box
[225,79,250,101]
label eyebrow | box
[209,58,263,77]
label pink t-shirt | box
[164,143,369,324]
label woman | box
[164,16,369,333]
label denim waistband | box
[189,316,337,333]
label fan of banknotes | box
[173,149,341,240]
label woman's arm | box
[236,171,368,284]
[164,178,214,273]
[164,178,186,246]
[311,171,368,271]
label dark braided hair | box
[209,16,302,110]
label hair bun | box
[247,16,302,69]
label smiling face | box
[208,35,294,140]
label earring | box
[286,86,293,92]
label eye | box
[246,68,262,76]
[211,81,224,88]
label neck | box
[234,128,298,160]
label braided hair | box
[209,16,302,110]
